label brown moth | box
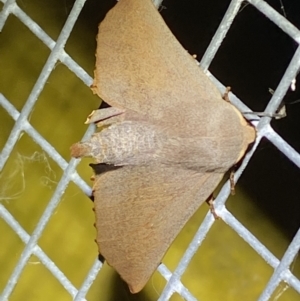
[71,0,255,294]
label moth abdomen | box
[71,121,160,165]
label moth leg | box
[206,195,219,220]
[85,107,125,125]
[222,86,231,102]
[229,169,236,195]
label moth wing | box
[92,0,223,122]
[93,165,223,293]
[92,0,255,158]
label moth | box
[71,0,255,293]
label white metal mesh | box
[1,0,300,300]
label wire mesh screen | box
[1,0,300,300]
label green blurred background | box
[0,0,300,300]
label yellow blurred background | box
[0,0,299,300]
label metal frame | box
[0,0,300,300]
